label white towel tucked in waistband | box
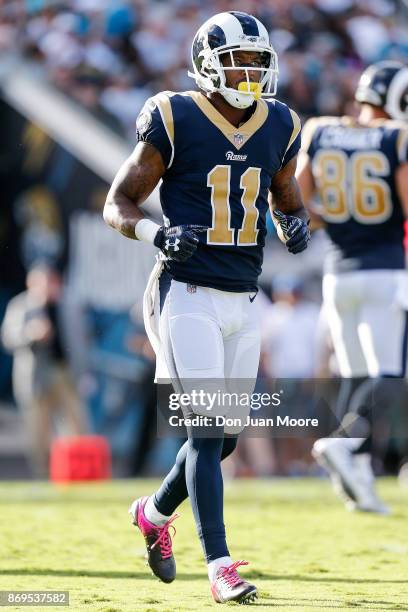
[142,256,170,381]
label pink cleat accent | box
[129,496,179,583]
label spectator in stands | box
[261,276,320,379]
[1,264,86,478]
[258,276,320,475]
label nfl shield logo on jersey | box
[233,133,244,147]
[136,109,152,135]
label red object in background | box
[50,435,111,483]
[404,221,408,254]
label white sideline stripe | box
[0,58,161,214]
[2,69,130,181]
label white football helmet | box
[189,11,278,110]
[355,61,408,121]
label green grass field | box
[1,478,408,611]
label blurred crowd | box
[1,0,408,479]
[1,0,408,139]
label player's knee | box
[188,435,224,457]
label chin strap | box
[221,88,256,109]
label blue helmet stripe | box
[207,24,227,49]
[229,11,260,37]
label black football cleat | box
[129,496,179,583]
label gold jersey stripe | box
[397,128,408,163]
[187,91,269,150]
[152,92,175,167]
[284,108,301,159]
[301,116,352,153]
[301,117,319,153]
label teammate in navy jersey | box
[296,61,408,514]
[104,11,309,604]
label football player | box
[296,61,408,513]
[104,11,310,604]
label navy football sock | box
[185,435,229,562]
[154,436,237,518]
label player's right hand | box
[153,224,208,262]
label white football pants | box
[323,270,408,378]
[159,278,261,433]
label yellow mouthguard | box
[238,82,262,99]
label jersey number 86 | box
[313,149,392,224]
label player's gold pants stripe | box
[187,91,268,150]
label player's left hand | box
[272,210,310,254]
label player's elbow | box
[103,199,115,228]
[103,183,118,227]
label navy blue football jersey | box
[303,116,408,272]
[136,90,301,292]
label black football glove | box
[272,210,310,254]
[154,224,208,262]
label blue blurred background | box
[0,0,407,479]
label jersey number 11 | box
[207,164,262,246]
